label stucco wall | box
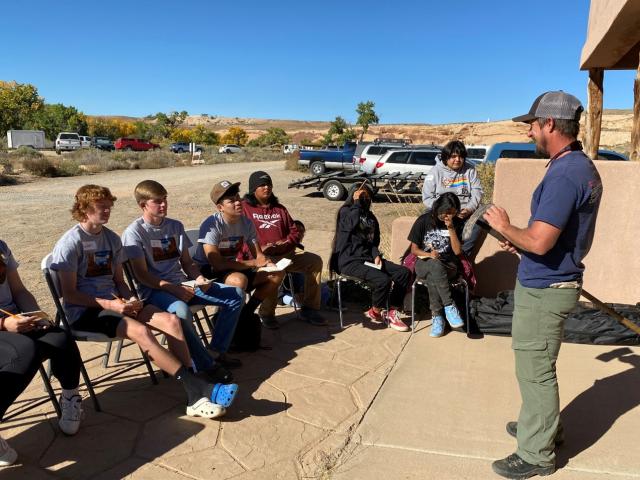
[391,159,640,304]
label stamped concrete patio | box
[2,305,640,480]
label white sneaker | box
[58,394,83,435]
[0,435,17,467]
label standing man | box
[484,91,602,479]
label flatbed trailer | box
[287,170,427,201]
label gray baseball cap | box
[512,91,584,123]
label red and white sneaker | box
[364,307,384,323]
[385,308,410,332]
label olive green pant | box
[512,280,580,467]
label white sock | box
[62,388,79,399]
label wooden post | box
[585,68,603,159]
[631,54,640,161]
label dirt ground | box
[0,160,418,313]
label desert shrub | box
[475,163,495,204]
[133,150,178,170]
[0,152,13,174]
[0,174,17,186]
[284,150,305,171]
[56,158,84,177]
[11,145,44,160]
[22,157,57,177]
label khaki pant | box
[259,250,323,317]
[512,280,580,467]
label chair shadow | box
[557,347,640,468]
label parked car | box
[219,144,242,154]
[114,138,160,151]
[91,137,115,151]
[465,144,489,162]
[483,142,628,163]
[298,142,358,175]
[55,132,82,154]
[354,140,413,171]
[170,142,203,153]
[79,135,92,148]
[361,148,441,174]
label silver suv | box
[55,132,81,154]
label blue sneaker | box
[430,314,445,337]
[444,304,464,328]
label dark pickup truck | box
[298,142,357,175]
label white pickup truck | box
[55,132,82,154]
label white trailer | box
[6,130,46,149]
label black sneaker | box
[260,315,280,330]
[199,364,233,384]
[506,422,564,445]
[492,453,554,479]
[216,353,242,369]
[300,308,327,326]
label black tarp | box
[469,290,640,345]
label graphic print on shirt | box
[421,230,451,254]
[151,236,180,262]
[442,176,469,196]
[357,214,376,243]
[86,250,113,277]
[251,212,282,230]
[0,253,6,284]
[218,235,244,258]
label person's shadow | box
[557,347,640,467]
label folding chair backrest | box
[122,260,141,298]
[41,253,111,342]
[185,228,200,258]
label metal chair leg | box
[337,278,344,329]
[113,339,123,364]
[139,347,158,385]
[102,340,113,367]
[202,308,215,334]
[39,365,61,418]
[79,360,101,412]
[192,311,208,344]
[411,281,417,332]
[287,273,301,320]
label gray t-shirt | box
[51,225,124,323]
[193,213,257,268]
[122,217,189,300]
[0,240,19,313]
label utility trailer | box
[288,170,427,201]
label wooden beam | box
[585,68,603,159]
[632,53,640,161]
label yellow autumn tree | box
[221,127,248,146]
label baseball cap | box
[512,91,584,123]
[248,171,272,193]
[210,180,240,204]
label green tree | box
[356,100,379,141]
[152,110,189,138]
[0,81,44,134]
[221,127,248,146]
[190,125,220,145]
[323,116,356,145]
[27,103,88,140]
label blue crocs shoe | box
[444,304,464,328]
[430,314,445,338]
[211,383,239,408]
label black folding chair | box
[41,253,158,413]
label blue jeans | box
[148,284,244,371]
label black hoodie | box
[335,203,381,271]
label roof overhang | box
[580,0,640,70]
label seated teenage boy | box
[52,184,237,419]
[192,180,285,328]
[242,171,326,327]
[122,180,244,371]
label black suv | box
[91,137,115,151]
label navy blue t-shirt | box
[518,150,602,288]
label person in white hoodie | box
[421,140,483,256]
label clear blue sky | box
[0,0,634,124]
